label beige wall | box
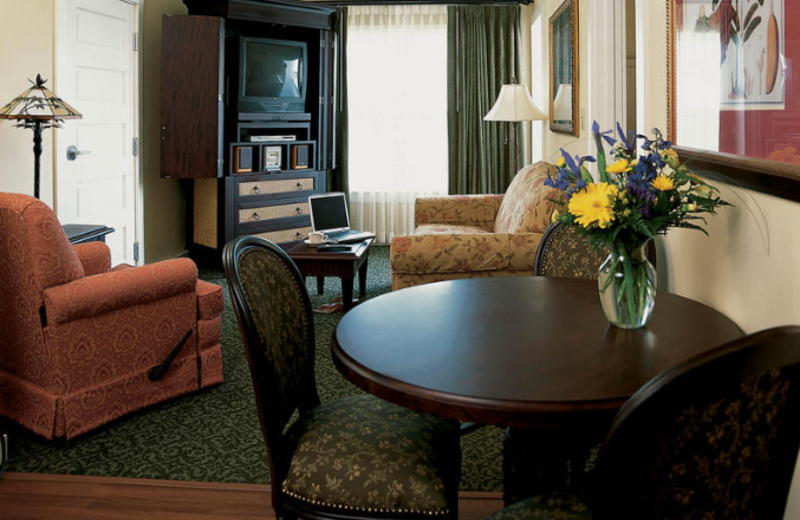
[0,0,56,205]
[525,0,590,164]
[142,0,189,262]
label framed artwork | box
[549,0,579,135]
[669,0,800,201]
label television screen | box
[243,41,303,99]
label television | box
[238,37,307,113]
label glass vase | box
[598,241,657,329]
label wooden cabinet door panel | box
[161,15,224,179]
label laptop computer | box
[308,192,375,243]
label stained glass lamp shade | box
[0,74,82,199]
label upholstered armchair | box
[390,162,563,290]
[0,193,224,440]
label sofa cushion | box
[283,394,460,518]
[494,162,562,234]
[415,223,493,235]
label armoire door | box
[160,15,225,179]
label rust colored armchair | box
[0,193,224,439]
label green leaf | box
[744,3,759,31]
[594,132,608,183]
[580,166,594,184]
[744,16,761,43]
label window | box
[347,6,448,242]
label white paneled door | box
[56,0,138,266]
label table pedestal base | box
[502,426,606,506]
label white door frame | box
[54,0,144,265]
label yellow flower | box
[630,158,639,167]
[689,171,704,184]
[662,148,678,160]
[551,210,560,223]
[555,157,566,168]
[568,183,618,229]
[651,175,675,191]
[605,159,631,174]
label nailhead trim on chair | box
[282,488,450,516]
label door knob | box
[66,145,91,161]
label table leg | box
[342,277,355,312]
[316,276,325,295]
[502,426,604,506]
[358,257,369,298]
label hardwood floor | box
[0,473,504,520]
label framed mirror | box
[549,0,579,135]
[668,0,800,202]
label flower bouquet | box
[545,122,730,329]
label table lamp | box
[484,82,546,175]
[552,83,573,123]
[0,74,82,199]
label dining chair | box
[534,223,658,279]
[533,223,609,279]
[223,236,462,520]
[481,325,800,519]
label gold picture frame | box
[549,0,579,136]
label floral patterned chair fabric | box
[223,236,461,520]
[390,162,563,290]
[0,193,224,440]
[533,224,609,280]
[479,326,800,520]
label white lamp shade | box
[552,84,572,122]
[484,84,546,122]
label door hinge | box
[319,96,324,105]
[132,137,140,157]
[320,38,326,48]
[133,32,140,52]
[133,242,140,263]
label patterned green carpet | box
[2,246,504,490]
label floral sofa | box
[390,162,563,290]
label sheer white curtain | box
[347,6,448,243]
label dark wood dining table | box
[332,277,744,503]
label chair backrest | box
[222,236,320,487]
[0,193,84,379]
[533,223,608,279]
[594,326,800,520]
[494,162,564,234]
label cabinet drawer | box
[239,202,308,224]
[239,178,314,198]
[253,226,312,244]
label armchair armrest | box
[44,258,198,325]
[415,195,504,227]
[73,242,111,276]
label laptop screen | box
[309,193,350,232]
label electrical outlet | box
[581,108,586,130]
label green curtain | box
[447,5,521,195]
[332,7,350,202]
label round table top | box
[332,277,744,428]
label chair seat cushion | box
[415,223,493,235]
[283,394,460,518]
[483,494,592,520]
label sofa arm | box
[415,195,504,227]
[73,242,112,276]
[44,258,198,325]
[391,233,515,274]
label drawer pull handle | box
[295,232,302,240]
[252,212,260,221]
[296,207,303,215]
[296,182,303,190]
[252,186,261,195]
